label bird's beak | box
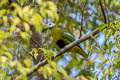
[44,24,48,29]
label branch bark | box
[16,27,100,79]
[56,28,99,58]
[16,1,110,77]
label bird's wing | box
[61,31,75,42]
[61,31,88,58]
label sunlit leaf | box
[99,24,108,31]
[24,59,31,68]
[108,41,114,53]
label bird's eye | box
[49,23,51,25]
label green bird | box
[44,22,88,58]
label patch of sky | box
[8,69,14,75]
[97,32,105,45]
[95,70,104,80]
[66,6,70,10]
[87,13,94,21]
[114,12,120,19]
[58,59,66,68]
[58,53,72,68]
[0,26,6,30]
[44,18,51,24]
[65,54,72,61]
[69,13,76,19]
[88,4,97,13]
[106,35,115,45]
[8,48,14,54]
[60,2,120,79]
[70,66,81,77]
[96,20,104,25]
[13,56,18,61]
[105,35,119,53]
[70,13,81,22]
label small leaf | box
[108,41,114,53]
[23,22,30,32]
[24,59,31,68]
[115,39,120,49]
[114,31,120,38]
[99,24,108,31]
[34,52,38,60]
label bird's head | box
[44,22,55,29]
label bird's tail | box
[70,46,88,58]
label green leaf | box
[99,24,108,31]
[34,52,38,60]
[108,41,114,53]
[105,29,113,40]
[31,13,43,32]
[24,59,31,68]
[0,0,8,7]
[20,32,30,44]
[115,39,120,49]
[39,48,57,59]
[105,0,108,4]
[23,22,30,32]
[0,9,6,17]
[16,75,28,80]
[31,48,38,59]
[114,31,120,38]
[109,22,115,30]
[45,10,54,21]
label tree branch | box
[31,38,41,48]
[90,34,105,52]
[18,17,120,78]
[16,58,48,80]
[16,27,100,79]
[56,28,99,58]
[16,1,111,77]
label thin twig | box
[16,2,117,77]
[16,19,113,78]
[56,28,100,58]
[79,0,88,38]
[99,0,107,23]
[90,34,105,52]
[16,58,48,80]
[15,12,120,79]
[20,41,35,59]
[31,38,41,48]
[88,44,95,58]
[28,27,101,77]
[16,27,100,79]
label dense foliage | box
[0,0,120,80]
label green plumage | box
[51,26,88,58]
